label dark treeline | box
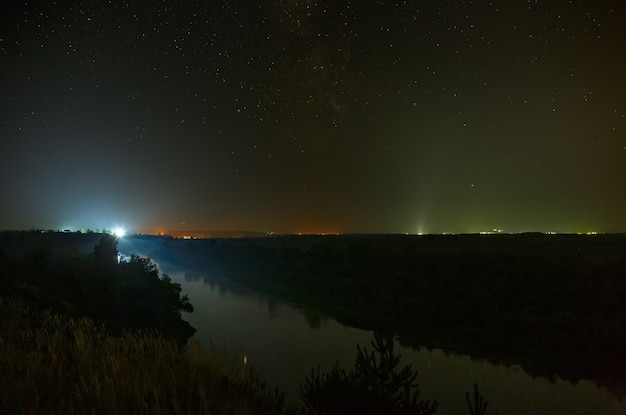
[133,232,626,396]
[1,301,451,414]
[3,230,624,412]
[0,231,195,342]
[0,230,493,414]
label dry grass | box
[0,303,290,415]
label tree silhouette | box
[466,384,497,415]
[93,235,118,269]
[301,332,438,415]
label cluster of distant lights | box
[161,231,606,238]
[49,227,604,238]
[415,230,603,236]
[143,229,605,237]
[56,226,127,237]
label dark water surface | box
[153,260,625,415]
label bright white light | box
[113,227,126,238]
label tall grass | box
[0,302,290,415]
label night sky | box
[2,1,625,234]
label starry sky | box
[2,0,625,234]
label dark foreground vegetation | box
[3,300,469,415]
[0,302,287,415]
[0,231,499,414]
[129,232,626,397]
[0,232,194,343]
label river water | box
[159,264,624,415]
[117,238,625,414]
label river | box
[117,238,625,414]
[158,264,624,415]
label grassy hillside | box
[0,302,288,415]
[0,231,503,415]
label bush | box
[301,332,438,415]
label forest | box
[0,230,493,414]
[2,230,625,413]
[0,231,195,343]
[131,232,626,397]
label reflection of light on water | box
[117,253,131,263]
[158,260,626,415]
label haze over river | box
[119,242,625,415]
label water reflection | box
[173,264,330,330]
[156,262,625,415]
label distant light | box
[113,227,126,238]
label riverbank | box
[0,302,290,415]
[2,230,625,413]
[0,231,294,414]
[0,232,195,343]
[128,232,626,399]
